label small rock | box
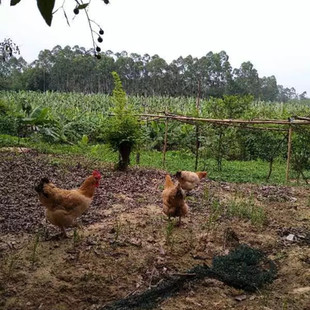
[203,278,223,287]
[147,236,155,243]
[159,245,166,255]
[128,238,142,247]
[235,294,247,302]
[86,239,97,245]
[286,234,295,241]
[292,287,310,294]
[297,234,306,239]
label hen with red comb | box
[35,171,102,237]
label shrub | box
[103,72,141,170]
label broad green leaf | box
[10,0,21,5]
[37,0,55,26]
[77,3,89,9]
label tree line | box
[0,45,307,102]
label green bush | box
[103,72,141,170]
[0,115,19,135]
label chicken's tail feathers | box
[35,177,50,197]
[196,171,207,179]
[175,171,182,179]
[164,174,174,189]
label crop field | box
[1,91,310,183]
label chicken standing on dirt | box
[162,174,189,225]
[35,170,101,237]
[175,171,207,191]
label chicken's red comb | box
[92,170,101,178]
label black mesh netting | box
[211,244,277,292]
[101,244,277,310]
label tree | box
[28,49,55,91]
[277,85,297,102]
[204,95,253,170]
[0,55,26,90]
[299,91,308,100]
[203,51,232,97]
[95,52,115,93]
[146,55,169,96]
[7,0,109,58]
[260,76,279,101]
[1,43,304,99]
[115,52,136,92]
[104,72,141,171]
[233,61,261,98]
[291,127,310,184]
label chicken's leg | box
[60,227,68,238]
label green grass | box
[0,134,306,185]
[226,197,267,227]
[136,149,289,185]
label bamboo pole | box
[286,124,293,182]
[195,80,201,170]
[162,117,168,168]
[213,122,287,131]
[142,117,287,131]
[294,116,310,122]
[133,113,310,125]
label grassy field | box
[0,134,300,185]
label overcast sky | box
[1,0,309,96]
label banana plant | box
[18,104,56,139]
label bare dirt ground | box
[0,150,310,310]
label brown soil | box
[0,150,310,310]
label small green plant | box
[187,227,195,250]
[203,199,222,232]
[112,218,122,244]
[5,252,21,279]
[203,187,210,202]
[226,197,266,227]
[165,220,175,246]
[30,232,40,268]
[78,134,89,148]
[282,298,289,310]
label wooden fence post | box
[195,80,201,170]
[286,123,293,182]
[162,117,168,168]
